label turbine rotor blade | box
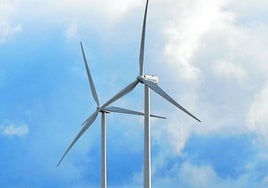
[139,0,149,76]
[143,79,201,122]
[80,42,100,106]
[104,106,166,119]
[102,80,139,108]
[57,111,98,166]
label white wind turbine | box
[101,0,201,187]
[57,42,165,188]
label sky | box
[1,0,268,187]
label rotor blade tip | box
[57,160,62,167]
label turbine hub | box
[98,107,110,114]
[137,75,159,84]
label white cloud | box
[152,120,192,173]
[54,0,142,19]
[159,0,268,135]
[148,2,268,183]
[65,23,80,41]
[152,161,267,188]
[0,123,29,137]
[247,81,268,139]
[0,1,22,43]
[0,21,22,43]
[178,162,221,187]
[229,0,268,24]
[16,0,144,35]
[163,0,234,82]
[213,59,247,82]
[161,119,191,156]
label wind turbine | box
[57,42,165,188]
[96,0,201,187]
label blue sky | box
[1,0,268,187]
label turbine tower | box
[100,0,201,187]
[57,42,165,188]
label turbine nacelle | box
[137,75,159,84]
